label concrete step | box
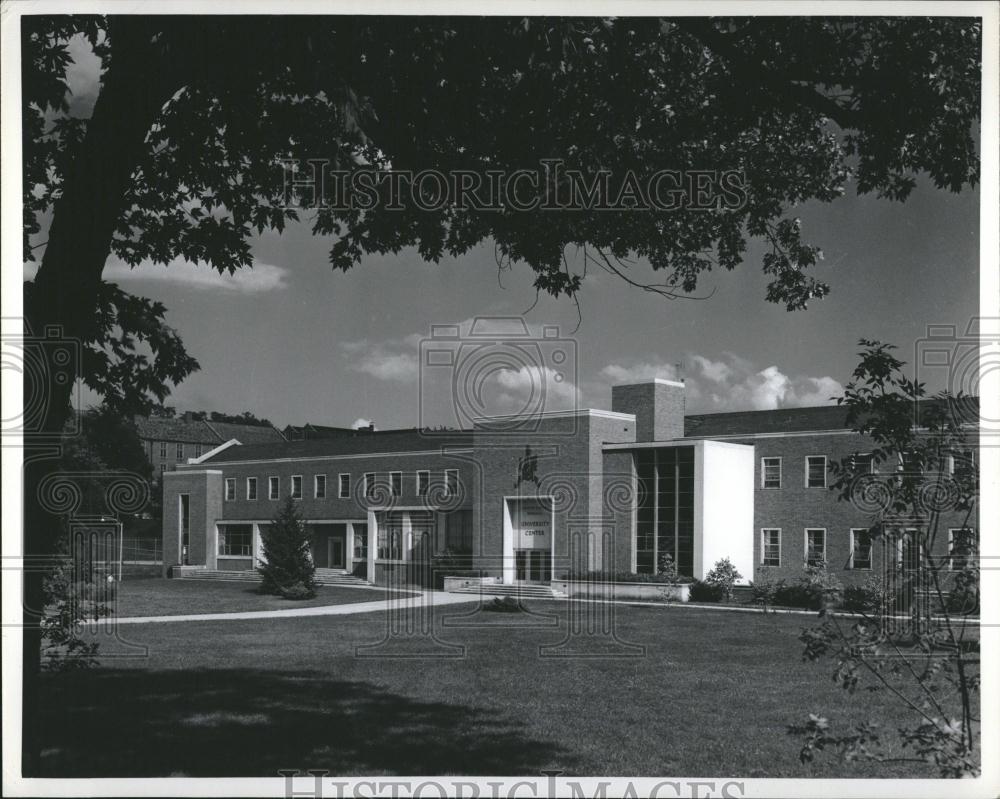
[449,584,565,599]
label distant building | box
[283,423,371,440]
[134,413,286,482]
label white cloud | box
[99,257,290,293]
[600,361,681,385]
[352,418,373,429]
[683,354,844,412]
[492,364,580,412]
[340,339,419,382]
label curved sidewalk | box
[105,590,481,625]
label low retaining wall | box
[551,580,690,602]
[442,575,502,592]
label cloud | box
[599,354,843,412]
[340,339,419,382]
[684,354,844,412]
[492,364,580,413]
[100,257,290,294]
[351,418,373,429]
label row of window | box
[760,451,974,490]
[156,441,205,462]
[223,469,461,502]
[759,527,976,570]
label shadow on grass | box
[37,668,571,777]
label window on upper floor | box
[761,458,781,489]
[416,470,429,497]
[314,474,326,499]
[224,478,236,501]
[390,471,402,497]
[445,469,459,497]
[159,442,167,459]
[339,474,350,499]
[247,477,257,501]
[194,443,202,458]
[805,456,827,488]
[849,453,875,474]
[291,475,302,499]
[364,472,376,497]
[268,476,279,500]
[176,442,184,461]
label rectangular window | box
[364,472,375,497]
[246,477,257,501]
[176,442,184,461]
[353,523,368,561]
[949,528,976,571]
[850,453,874,473]
[390,471,402,497]
[194,443,202,458]
[339,473,350,499]
[179,494,190,564]
[761,457,781,489]
[445,469,459,497]
[850,528,872,570]
[805,456,827,488]
[224,478,236,501]
[761,528,781,566]
[218,524,253,557]
[268,476,279,500]
[314,474,326,499]
[159,441,167,459]
[416,470,429,497]
[805,528,826,566]
[291,475,302,499]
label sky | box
[25,33,981,431]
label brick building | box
[161,379,977,587]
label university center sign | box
[513,501,552,550]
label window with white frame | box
[159,441,167,459]
[224,478,236,501]
[849,453,874,473]
[268,476,279,500]
[176,442,184,461]
[949,528,976,571]
[291,475,303,499]
[805,528,826,566]
[445,469,459,496]
[416,470,429,497]
[364,472,376,497]
[390,471,402,497]
[339,473,350,498]
[761,458,781,489]
[246,477,257,501]
[850,528,872,570]
[761,528,781,566]
[218,524,253,557]
[805,456,827,488]
[314,474,326,499]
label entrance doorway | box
[328,538,345,569]
[515,549,551,583]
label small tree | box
[704,558,742,601]
[657,551,679,582]
[258,497,317,599]
[791,340,980,777]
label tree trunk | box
[22,18,178,774]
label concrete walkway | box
[104,590,482,625]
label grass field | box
[112,577,413,617]
[35,599,973,778]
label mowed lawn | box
[37,601,966,778]
[111,577,413,617]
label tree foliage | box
[258,497,317,599]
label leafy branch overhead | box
[24,16,981,319]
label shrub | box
[749,572,784,612]
[773,582,823,610]
[689,579,725,603]
[803,560,844,610]
[704,558,742,601]
[565,570,689,584]
[657,552,679,581]
[278,581,316,601]
[842,575,887,614]
[483,596,523,613]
